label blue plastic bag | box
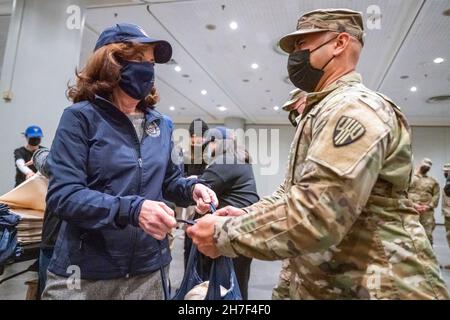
[0,204,22,265]
[162,204,242,300]
[165,242,242,300]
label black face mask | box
[28,137,41,146]
[119,60,155,100]
[287,35,338,92]
[420,166,430,175]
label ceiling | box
[1,0,449,125]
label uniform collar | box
[300,72,362,119]
[415,171,428,178]
[94,95,162,123]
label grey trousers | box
[42,268,167,300]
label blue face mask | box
[119,60,155,100]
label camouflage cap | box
[443,163,450,171]
[283,88,307,111]
[421,158,433,168]
[279,8,365,54]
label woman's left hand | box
[192,184,218,214]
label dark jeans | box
[38,248,53,297]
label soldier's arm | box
[243,183,286,212]
[442,194,450,216]
[430,181,440,208]
[214,101,391,260]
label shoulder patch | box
[333,116,366,147]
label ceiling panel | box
[379,0,450,125]
[81,0,448,125]
[147,0,423,123]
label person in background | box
[13,125,45,187]
[408,158,440,244]
[442,164,450,269]
[41,23,217,300]
[184,118,209,177]
[272,89,306,300]
[21,147,57,297]
[182,118,210,268]
[198,126,259,299]
[445,168,450,197]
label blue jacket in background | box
[46,96,197,279]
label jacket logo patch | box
[333,116,365,147]
[145,122,160,138]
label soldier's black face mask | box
[420,166,430,174]
[287,35,338,92]
[28,137,41,146]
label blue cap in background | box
[24,125,43,138]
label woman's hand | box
[215,206,246,217]
[192,184,218,214]
[138,200,177,240]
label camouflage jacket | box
[408,173,440,208]
[214,72,449,300]
[442,193,450,218]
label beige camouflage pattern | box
[213,72,449,300]
[279,8,365,53]
[408,172,440,244]
[272,258,293,300]
[443,193,450,248]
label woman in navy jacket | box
[42,23,217,300]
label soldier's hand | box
[186,214,221,258]
[215,206,245,217]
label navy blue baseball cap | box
[94,23,172,63]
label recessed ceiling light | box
[229,21,238,30]
[251,63,259,69]
[273,106,280,111]
[201,90,207,95]
[174,65,181,72]
[434,57,444,64]
[218,106,227,112]
[169,106,175,111]
[410,86,418,92]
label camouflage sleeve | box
[243,183,286,213]
[431,181,440,208]
[442,194,450,217]
[214,101,391,260]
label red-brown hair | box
[67,42,159,105]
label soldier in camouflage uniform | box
[188,9,449,299]
[442,164,450,269]
[408,158,440,244]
